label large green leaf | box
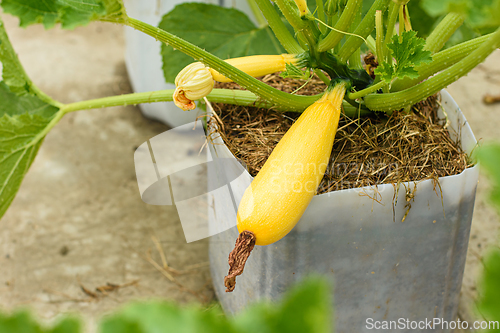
[0,0,126,29]
[0,15,62,220]
[0,17,32,95]
[159,3,285,83]
[0,85,60,218]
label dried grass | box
[210,74,471,195]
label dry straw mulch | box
[210,73,472,195]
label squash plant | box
[0,0,500,287]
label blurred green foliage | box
[0,277,331,333]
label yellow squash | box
[209,54,298,83]
[236,82,347,246]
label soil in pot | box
[209,73,472,197]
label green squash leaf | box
[0,0,126,29]
[0,16,32,95]
[374,31,432,82]
[159,3,285,83]
[0,82,60,219]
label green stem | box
[383,1,398,66]
[59,87,366,116]
[375,10,384,62]
[348,80,386,99]
[125,17,318,112]
[247,0,268,28]
[60,89,273,113]
[315,0,327,34]
[255,0,304,54]
[424,12,464,54]
[314,69,331,85]
[274,0,307,30]
[317,0,362,52]
[391,33,492,91]
[365,27,500,113]
[366,35,376,53]
[338,0,391,63]
[348,9,363,70]
[398,5,404,36]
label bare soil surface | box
[0,10,499,333]
[0,13,214,332]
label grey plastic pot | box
[207,90,478,333]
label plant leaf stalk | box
[364,27,500,113]
[315,0,327,34]
[348,9,363,70]
[254,0,304,54]
[375,10,384,62]
[125,17,319,112]
[382,1,398,66]
[348,79,386,100]
[317,0,362,52]
[424,12,464,54]
[274,0,307,30]
[246,0,268,28]
[59,88,367,117]
[337,0,391,63]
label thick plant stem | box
[317,0,362,52]
[348,10,363,70]
[315,0,327,34]
[375,10,384,62]
[425,13,464,54]
[398,5,404,36]
[338,0,391,63]
[365,27,500,113]
[61,87,366,116]
[60,89,276,113]
[274,0,306,30]
[391,33,492,91]
[125,17,319,112]
[384,2,398,42]
[348,80,386,99]
[383,1,398,67]
[247,0,268,28]
[254,0,303,54]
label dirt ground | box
[0,11,499,333]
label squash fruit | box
[224,81,347,292]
